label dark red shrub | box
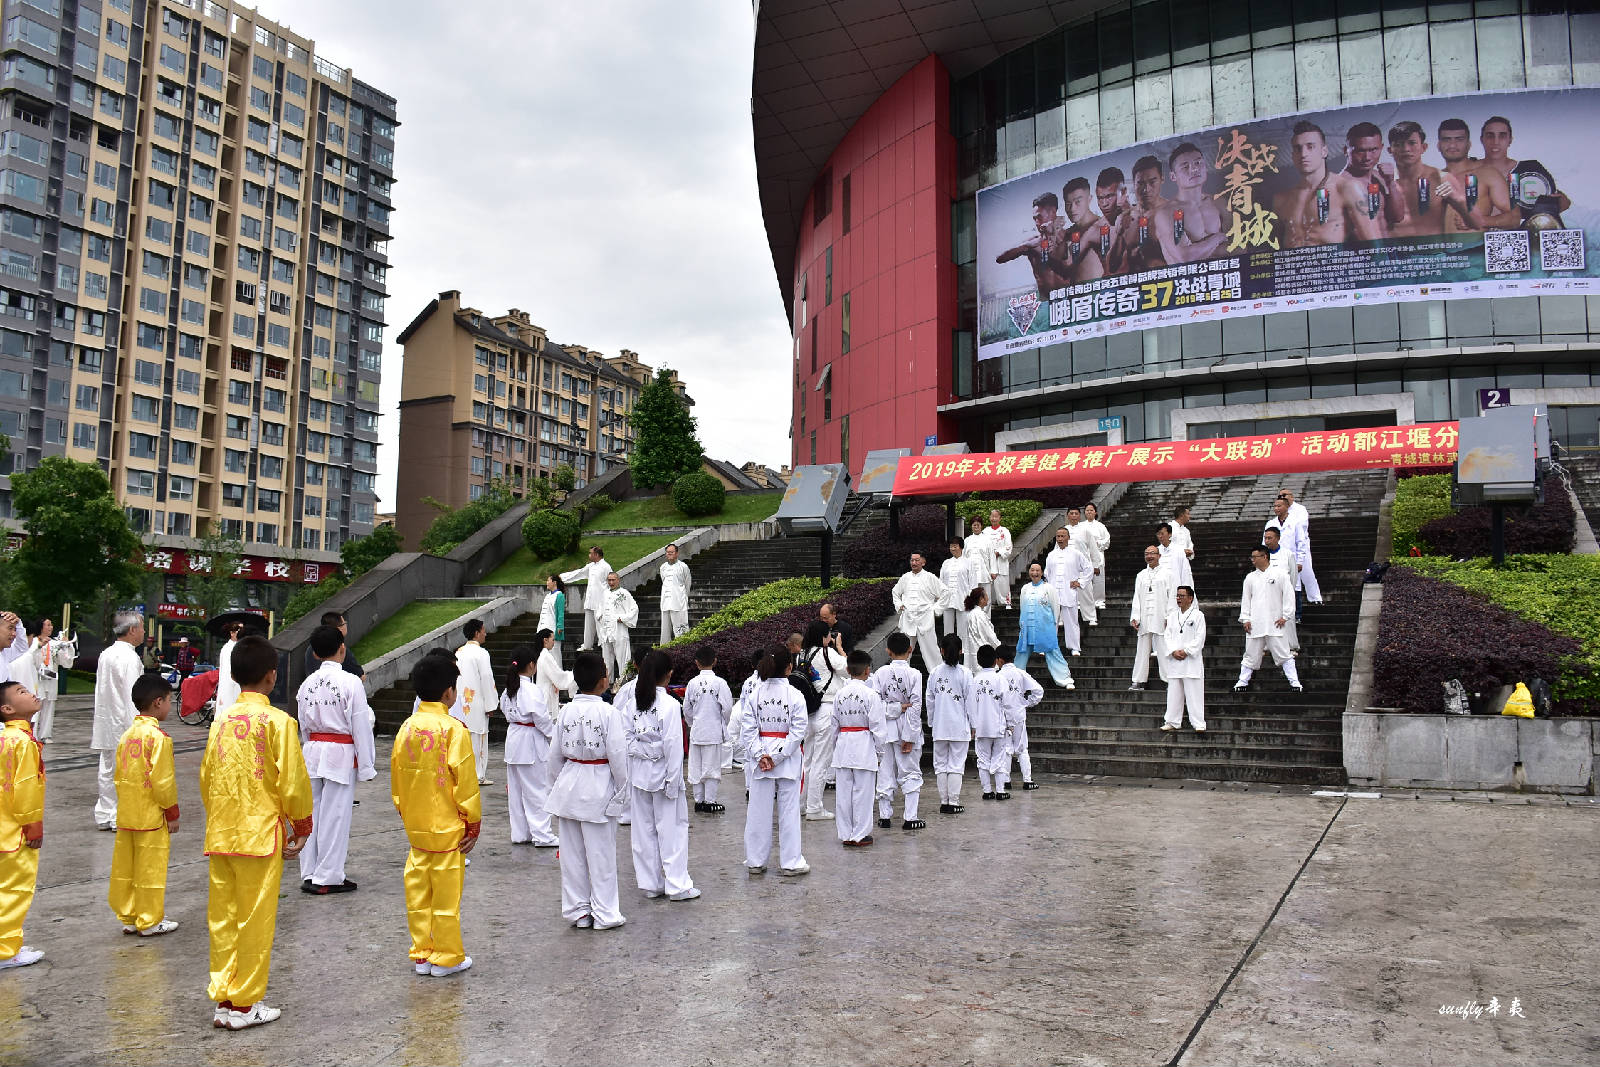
[1418,487,1574,557]
[842,505,953,579]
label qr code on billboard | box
[1539,229,1585,272]
[1484,230,1531,273]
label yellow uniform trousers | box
[206,852,284,1007]
[404,847,465,968]
[109,829,170,931]
[0,847,39,960]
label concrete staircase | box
[989,469,1389,785]
[1559,451,1600,536]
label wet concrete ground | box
[5,698,1596,1066]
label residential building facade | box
[395,290,692,548]
[0,0,394,577]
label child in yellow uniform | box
[199,636,313,1030]
[391,652,481,977]
[0,681,45,970]
[109,675,182,936]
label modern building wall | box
[394,289,691,548]
[0,0,393,567]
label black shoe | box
[1022,782,1039,790]
[304,879,357,895]
[951,804,965,813]
[982,791,996,800]
[1232,683,1249,692]
[693,801,705,813]
[877,817,892,828]
[938,803,954,814]
[996,791,1011,800]
[706,802,725,813]
[903,819,926,830]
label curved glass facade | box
[947,0,1600,446]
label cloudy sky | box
[260,0,793,504]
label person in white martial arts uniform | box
[870,632,925,830]
[682,645,732,814]
[534,628,576,719]
[25,617,74,743]
[1235,545,1303,693]
[545,652,631,929]
[962,587,1000,674]
[1278,489,1322,604]
[939,538,981,643]
[727,647,764,775]
[455,619,498,786]
[1170,506,1198,596]
[894,552,954,673]
[995,643,1043,789]
[1015,563,1075,688]
[963,518,997,617]
[1064,508,1101,628]
[829,652,889,847]
[657,543,693,645]
[800,621,848,820]
[984,509,1015,609]
[1129,546,1173,691]
[1083,502,1111,609]
[1156,523,1193,594]
[1044,527,1094,655]
[595,573,639,689]
[927,632,975,814]
[501,644,559,847]
[1160,586,1207,732]
[561,546,616,652]
[1267,496,1312,624]
[969,646,1011,801]
[297,625,377,893]
[740,645,810,876]
[213,621,243,720]
[91,610,145,829]
[1260,525,1301,652]
[624,650,699,901]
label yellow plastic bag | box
[1502,682,1535,718]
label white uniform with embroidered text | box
[297,660,377,887]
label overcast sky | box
[260,0,793,504]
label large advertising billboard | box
[977,87,1600,361]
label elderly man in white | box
[1235,544,1303,693]
[658,543,692,644]
[893,552,954,671]
[938,537,980,644]
[1160,585,1207,732]
[596,572,639,686]
[562,546,616,652]
[1043,527,1093,655]
[984,509,1014,609]
[91,611,146,830]
[455,618,499,786]
[1278,489,1322,604]
[1082,502,1111,609]
[1128,546,1172,691]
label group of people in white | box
[0,613,76,743]
[559,542,694,688]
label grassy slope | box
[584,491,780,531]
[352,599,490,662]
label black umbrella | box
[205,610,270,641]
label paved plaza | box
[5,698,1597,1066]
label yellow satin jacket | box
[115,716,179,830]
[390,703,481,853]
[0,719,43,853]
[199,693,313,857]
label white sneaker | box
[1160,724,1178,732]
[213,1004,230,1027]
[746,864,766,874]
[1065,680,1076,690]
[643,890,664,899]
[803,809,834,821]
[779,861,811,876]
[414,961,430,975]
[0,947,42,969]
[572,915,593,929]
[593,917,627,930]
[429,957,472,977]
[479,778,494,786]
[138,919,179,937]
[668,888,701,901]
[122,924,137,935]
[224,1003,281,1030]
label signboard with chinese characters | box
[977,87,1600,360]
[141,549,336,584]
[891,422,1460,497]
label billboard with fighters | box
[976,87,1600,361]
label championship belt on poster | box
[1510,160,1565,229]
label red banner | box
[892,422,1459,497]
[142,548,337,584]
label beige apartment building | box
[394,290,690,548]
[0,0,394,589]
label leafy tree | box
[628,367,703,488]
[182,531,246,642]
[341,522,403,578]
[0,431,9,470]
[552,463,577,494]
[419,481,517,555]
[8,457,144,618]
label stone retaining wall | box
[1344,711,1598,794]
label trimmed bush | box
[667,576,880,648]
[522,508,579,560]
[1418,486,1574,558]
[1391,473,1453,557]
[956,498,1043,537]
[419,482,517,555]
[672,471,726,517]
[1373,565,1584,716]
[983,484,1098,511]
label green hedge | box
[672,471,726,517]
[1404,555,1600,707]
[666,576,881,648]
[522,508,579,559]
[956,498,1043,537]
[1391,473,1453,558]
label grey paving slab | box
[3,701,1595,1066]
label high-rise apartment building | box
[0,0,394,570]
[394,289,691,548]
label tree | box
[8,457,144,618]
[341,522,403,578]
[628,367,703,488]
[183,530,246,638]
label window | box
[99,88,122,119]
[182,264,206,291]
[192,129,218,156]
[172,404,197,430]
[271,256,294,282]
[221,483,244,506]
[233,313,253,338]
[89,198,114,225]
[199,62,223,91]
[203,31,224,58]
[93,161,116,189]
[152,111,182,142]
[75,383,98,410]
[73,422,96,449]
[145,218,173,245]
[161,9,188,39]
[263,386,285,411]
[0,170,45,205]
[139,288,165,315]
[255,523,277,546]
[191,162,216,190]
[252,55,273,80]
[249,86,270,112]
[812,167,832,225]
[266,323,289,347]
[128,432,157,458]
[158,44,185,73]
[168,475,193,500]
[238,215,262,241]
[133,359,160,386]
[186,230,209,256]
[227,380,251,405]
[196,96,220,124]
[77,345,102,371]
[260,421,284,446]
[136,323,164,350]
[170,440,194,465]
[143,251,169,279]
[180,298,203,324]
[841,292,851,355]
[256,489,280,513]
[87,235,110,262]
[825,246,832,306]
[302,496,321,517]
[174,369,199,394]
[259,455,282,479]
[224,449,248,473]
[224,415,249,440]
[273,226,296,252]
[842,174,851,234]
[305,431,324,454]
[247,118,270,145]
[130,394,160,422]
[101,54,126,83]
[126,470,155,496]
[285,70,306,97]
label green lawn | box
[480,533,675,587]
[352,599,490,662]
[584,491,780,531]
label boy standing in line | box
[0,681,44,969]
[297,625,377,895]
[199,636,313,1030]
[871,633,925,830]
[683,646,732,814]
[109,675,181,936]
